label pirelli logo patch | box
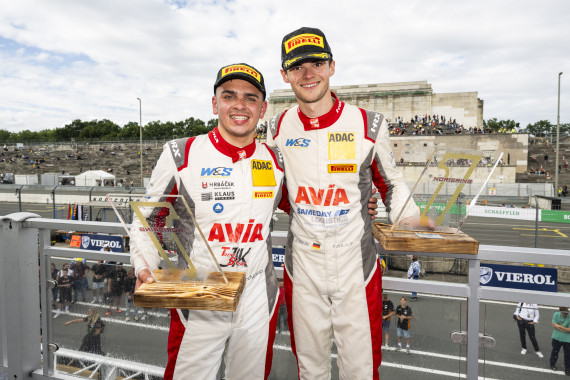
[328,164,357,173]
[253,191,274,199]
[284,33,324,54]
[328,132,355,160]
[221,64,261,83]
[251,160,276,187]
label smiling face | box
[281,60,335,106]
[212,79,267,147]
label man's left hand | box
[368,188,378,220]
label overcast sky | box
[1,0,568,133]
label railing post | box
[0,213,42,380]
[466,257,480,380]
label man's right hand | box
[135,268,154,290]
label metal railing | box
[1,213,570,380]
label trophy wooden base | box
[372,223,479,255]
[134,270,246,311]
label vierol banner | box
[273,247,285,268]
[480,263,557,292]
[78,234,123,253]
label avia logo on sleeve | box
[208,219,264,243]
[285,138,310,147]
[201,167,233,177]
[295,185,349,206]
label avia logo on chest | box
[295,185,349,206]
[208,219,264,243]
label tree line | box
[484,118,570,136]
[0,117,219,143]
[1,117,568,143]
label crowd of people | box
[51,256,146,321]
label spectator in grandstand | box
[550,307,570,374]
[382,293,395,348]
[64,308,105,355]
[514,302,544,358]
[90,260,106,304]
[407,256,420,300]
[70,258,90,303]
[106,262,127,315]
[54,268,74,318]
[563,185,568,197]
[396,296,413,353]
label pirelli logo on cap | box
[253,191,274,199]
[222,64,261,82]
[284,33,324,54]
[328,164,357,173]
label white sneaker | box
[141,314,147,321]
[64,306,69,313]
[54,310,61,319]
[521,348,527,355]
[397,344,402,351]
[536,351,544,358]
[406,346,411,354]
[125,317,131,322]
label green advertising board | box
[541,210,570,224]
[416,202,467,216]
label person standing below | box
[381,293,395,348]
[105,262,126,316]
[396,296,413,354]
[514,302,544,358]
[54,268,74,318]
[70,258,89,303]
[407,256,420,300]
[90,260,106,304]
[550,307,570,374]
[268,27,422,379]
[131,63,285,380]
[64,308,105,355]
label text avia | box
[295,185,349,206]
[208,220,263,243]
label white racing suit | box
[130,128,285,380]
[268,93,419,380]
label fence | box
[1,214,570,380]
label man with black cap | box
[131,63,286,380]
[267,27,421,379]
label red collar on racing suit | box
[297,92,345,131]
[208,127,256,163]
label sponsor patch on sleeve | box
[251,160,276,187]
[328,132,355,160]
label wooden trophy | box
[373,148,503,255]
[107,193,245,311]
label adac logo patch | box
[251,160,276,187]
[253,191,274,199]
[328,164,357,173]
[285,138,310,148]
[328,132,355,160]
[221,64,261,83]
[284,33,324,54]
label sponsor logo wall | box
[73,234,123,252]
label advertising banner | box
[273,247,285,268]
[480,263,557,292]
[76,234,123,252]
[541,210,570,224]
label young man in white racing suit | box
[267,27,421,380]
[130,63,286,380]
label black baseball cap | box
[213,63,266,99]
[281,27,333,70]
